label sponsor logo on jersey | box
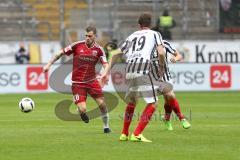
[92,50,98,56]
[80,56,95,62]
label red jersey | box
[62,41,107,83]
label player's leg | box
[120,96,137,141]
[156,81,174,130]
[76,101,89,123]
[130,75,158,142]
[164,91,184,120]
[121,78,140,141]
[130,102,157,143]
[94,96,111,133]
[89,80,111,133]
[163,99,173,121]
[72,84,89,123]
[164,90,183,119]
[164,90,191,129]
[162,91,174,130]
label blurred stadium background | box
[0,0,239,92]
[0,0,240,41]
[0,0,239,160]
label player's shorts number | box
[74,94,79,101]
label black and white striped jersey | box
[151,40,176,81]
[120,29,163,79]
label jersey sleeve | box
[62,42,78,56]
[119,39,130,54]
[99,47,108,64]
[153,31,164,46]
[163,40,176,55]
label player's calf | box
[77,107,89,123]
[80,112,89,123]
[99,104,111,133]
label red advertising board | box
[26,67,48,90]
[210,65,231,88]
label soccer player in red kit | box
[43,26,111,133]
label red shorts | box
[72,79,103,104]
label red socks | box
[168,98,184,120]
[164,103,172,121]
[122,99,184,136]
[122,103,136,136]
[133,104,156,136]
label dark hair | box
[86,26,97,34]
[138,13,152,27]
[163,9,169,16]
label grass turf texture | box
[0,92,239,160]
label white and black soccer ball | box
[19,98,35,113]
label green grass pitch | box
[0,92,239,160]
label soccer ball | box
[19,97,35,113]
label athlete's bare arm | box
[104,49,123,75]
[157,44,166,66]
[101,49,123,85]
[102,63,109,70]
[43,50,64,73]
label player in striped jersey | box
[151,39,191,130]
[101,13,172,142]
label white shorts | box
[166,78,174,85]
[125,74,158,104]
[154,79,173,95]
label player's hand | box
[100,73,109,88]
[170,57,177,63]
[43,64,51,73]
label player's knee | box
[99,103,106,108]
[162,84,173,94]
[95,96,105,104]
[76,102,87,112]
[128,97,137,105]
[164,90,176,101]
[158,82,173,96]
